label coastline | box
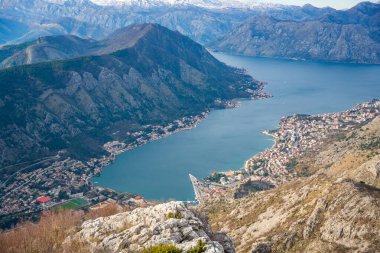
[0,82,270,221]
[95,79,270,179]
[190,100,380,203]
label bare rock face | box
[68,201,234,253]
[207,174,380,253]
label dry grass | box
[0,203,123,253]
[85,202,123,220]
[0,210,83,253]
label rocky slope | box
[303,116,380,189]
[205,115,380,253]
[209,2,380,64]
[67,201,235,253]
[0,23,262,171]
[207,174,380,253]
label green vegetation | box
[187,240,206,253]
[165,212,183,219]
[54,198,89,211]
[140,240,206,253]
[285,159,298,172]
[360,137,380,150]
[141,244,182,253]
[251,159,265,171]
[205,172,227,183]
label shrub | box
[0,210,84,253]
[141,244,183,253]
[0,203,123,253]
[187,240,206,253]
[165,212,183,219]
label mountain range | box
[0,23,261,170]
[87,0,276,8]
[209,2,380,64]
[0,0,336,46]
[1,0,379,63]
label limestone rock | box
[68,201,232,253]
[207,175,380,253]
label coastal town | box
[190,100,380,202]
[0,79,268,226]
[0,113,207,227]
[244,99,380,184]
[1,99,380,225]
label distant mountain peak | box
[88,0,279,9]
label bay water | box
[94,53,380,201]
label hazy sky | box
[256,0,379,9]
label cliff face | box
[67,201,235,253]
[209,2,380,64]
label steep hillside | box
[204,116,380,253]
[301,116,380,188]
[0,23,263,170]
[209,2,380,64]
[207,174,380,253]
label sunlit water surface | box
[94,53,380,201]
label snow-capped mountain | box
[0,0,334,46]
[80,0,276,9]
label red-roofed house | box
[36,196,51,204]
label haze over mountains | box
[1,0,379,63]
[210,1,380,64]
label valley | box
[95,53,380,200]
[0,1,379,252]
[0,24,266,228]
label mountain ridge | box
[209,2,380,64]
[0,23,263,171]
[0,0,338,46]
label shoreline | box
[0,85,270,220]
[94,80,270,181]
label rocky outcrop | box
[207,174,380,253]
[68,201,234,253]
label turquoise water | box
[94,53,380,201]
